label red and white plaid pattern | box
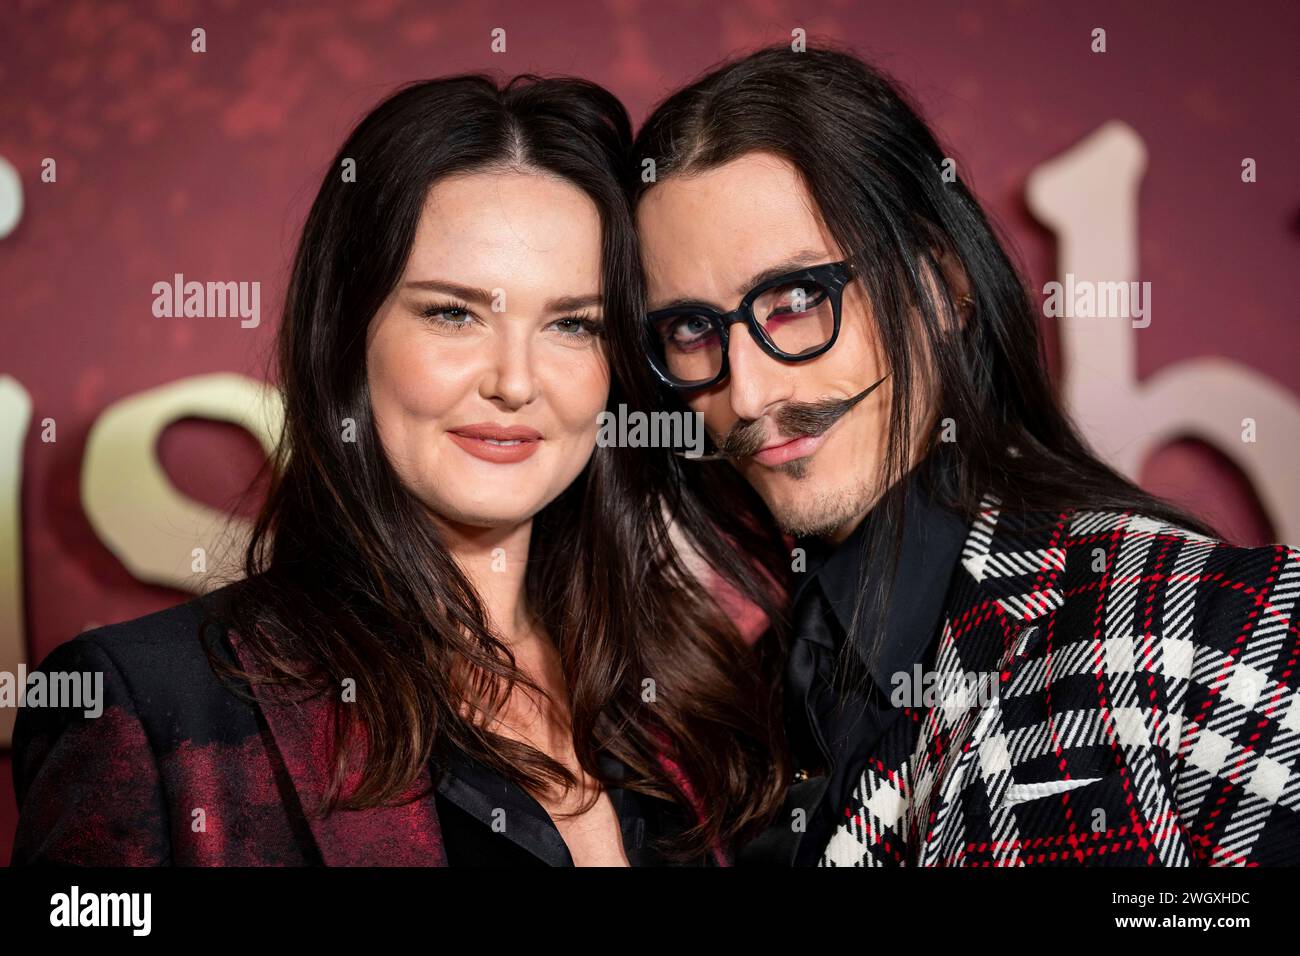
[820,494,1300,866]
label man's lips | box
[447,423,542,464]
[750,432,828,467]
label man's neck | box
[824,501,876,548]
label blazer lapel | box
[227,629,446,866]
[911,617,1051,865]
[822,492,1198,866]
[909,495,1069,865]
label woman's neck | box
[435,517,535,644]
[436,515,572,753]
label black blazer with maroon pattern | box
[11,582,454,865]
[10,581,723,866]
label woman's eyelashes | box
[418,300,478,330]
[548,313,605,339]
[416,300,604,340]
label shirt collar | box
[790,451,969,694]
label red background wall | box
[2,0,1297,861]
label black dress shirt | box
[737,455,968,866]
[433,745,708,866]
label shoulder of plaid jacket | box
[816,494,1300,867]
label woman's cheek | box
[389,335,476,416]
[546,346,610,430]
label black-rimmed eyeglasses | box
[644,260,853,390]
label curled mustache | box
[679,373,890,462]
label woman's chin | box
[426,496,547,532]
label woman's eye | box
[550,316,604,338]
[419,303,475,328]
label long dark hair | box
[628,43,1220,689]
[210,73,788,859]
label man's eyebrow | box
[738,249,835,295]
[403,280,601,313]
[648,248,833,312]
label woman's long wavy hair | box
[208,74,789,860]
[628,43,1222,693]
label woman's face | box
[366,169,610,530]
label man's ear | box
[920,243,973,331]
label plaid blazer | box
[820,495,1300,867]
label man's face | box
[637,151,916,542]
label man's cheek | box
[684,402,722,440]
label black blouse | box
[432,745,712,866]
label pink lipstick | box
[447,423,543,464]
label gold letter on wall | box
[1027,120,1300,544]
[81,373,284,595]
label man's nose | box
[724,325,795,422]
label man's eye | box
[771,284,828,314]
[674,317,709,338]
[666,316,718,351]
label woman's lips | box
[447,424,542,464]
[751,432,827,467]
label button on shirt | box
[433,746,708,866]
[737,460,968,866]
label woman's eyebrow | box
[403,278,494,304]
[545,293,602,313]
[403,280,600,313]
